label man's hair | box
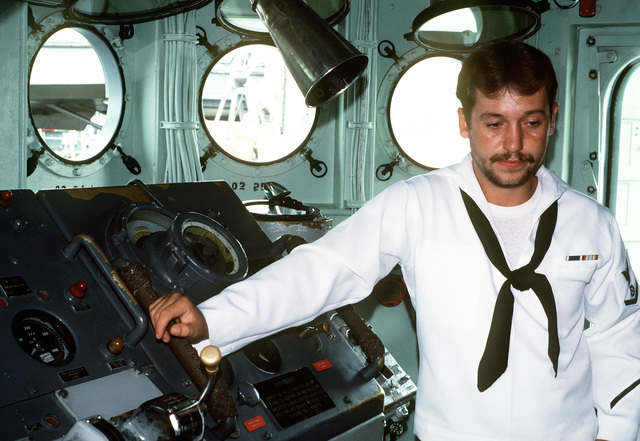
[456,40,558,122]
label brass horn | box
[251,0,368,107]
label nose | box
[503,124,523,152]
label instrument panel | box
[0,182,415,441]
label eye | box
[524,120,542,128]
[486,122,501,129]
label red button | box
[37,290,50,301]
[0,190,12,208]
[70,281,87,299]
[0,298,7,308]
[44,415,60,428]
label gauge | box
[12,310,76,366]
[242,338,282,373]
[182,220,241,275]
[123,205,174,247]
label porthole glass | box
[200,44,317,164]
[29,27,124,163]
[409,1,543,51]
[389,56,469,169]
[417,8,479,49]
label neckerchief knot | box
[509,267,539,291]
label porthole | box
[69,0,212,24]
[29,26,124,164]
[26,11,128,178]
[377,48,469,173]
[198,41,319,173]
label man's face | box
[457,88,558,205]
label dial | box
[12,310,76,366]
[182,220,241,275]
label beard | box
[471,150,543,189]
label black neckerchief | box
[460,189,560,392]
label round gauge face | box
[181,220,241,275]
[125,208,174,247]
[12,310,76,366]
[241,339,282,374]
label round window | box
[29,27,124,164]
[200,43,317,165]
[387,55,469,170]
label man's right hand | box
[148,293,209,343]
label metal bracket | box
[579,159,598,195]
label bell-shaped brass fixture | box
[251,0,368,107]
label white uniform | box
[197,155,640,440]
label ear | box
[549,101,559,135]
[457,107,470,139]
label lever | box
[197,345,222,407]
[299,321,331,352]
[298,321,331,339]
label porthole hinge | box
[27,7,43,34]
[200,146,217,172]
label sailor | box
[150,40,640,441]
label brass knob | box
[200,345,222,376]
[107,336,125,356]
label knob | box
[373,274,406,307]
[69,281,87,299]
[107,337,125,356]
[200,345,222,376]
[0,190,12,208]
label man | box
[149,40,640,440]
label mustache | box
[489,152,535,163]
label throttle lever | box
[197,345,222,408]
